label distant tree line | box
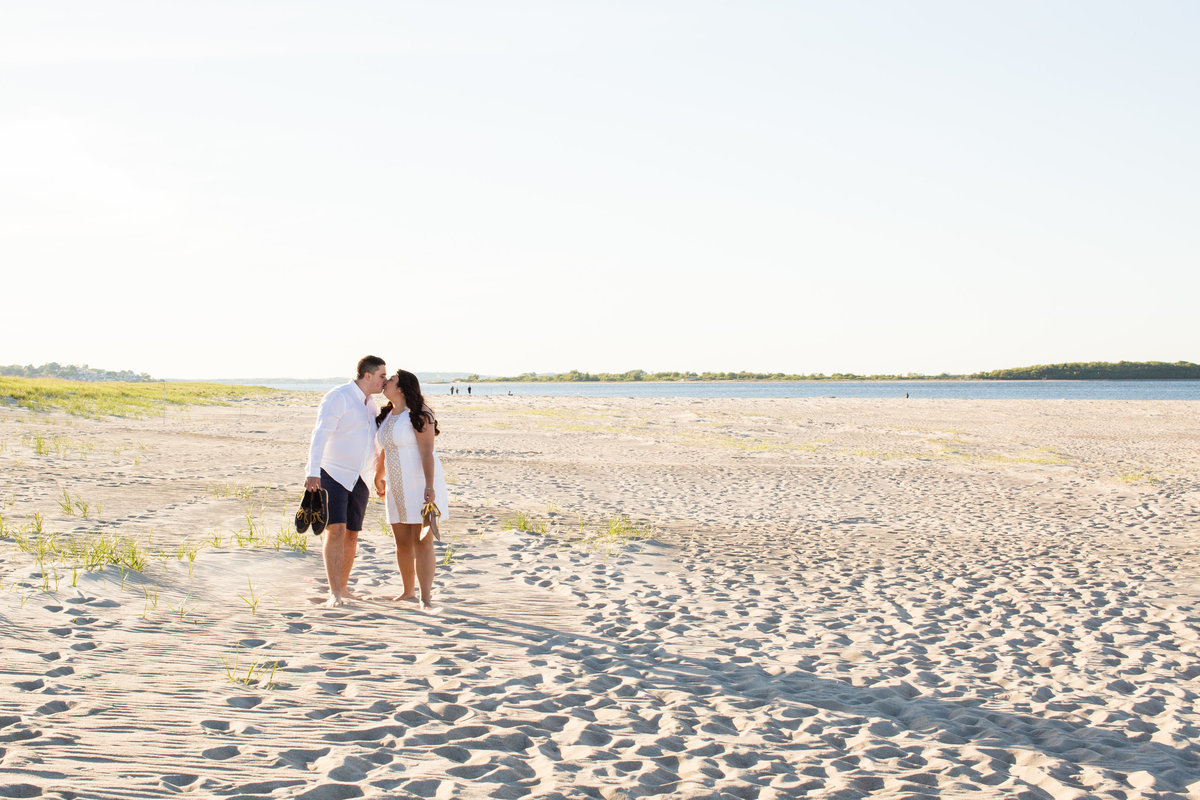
[969,361,1200,380]
[0,363,154,382]
[469,361,1200,382]
[473,369,961,383]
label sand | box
[1,393,1199,799]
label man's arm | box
[304,391,345,490]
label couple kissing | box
[304,355,448,611]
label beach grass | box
[219,645,280,687]
[0,377,279,418]
[273,522,309,553]
[0,526,152,574]
[22,433,100,460]
[237,577,265,614]
[1,505,309,601]
[206,483,260,500]
[504,509,655,556]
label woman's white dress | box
[377,409,448,525]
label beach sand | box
[1,394,1199,799]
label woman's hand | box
[374,477,386,497]
[423,486,435,504]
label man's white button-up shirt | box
[305,381,380,491]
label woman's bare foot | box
[419,600,440,615]
[392,592,417,603]
[324,594,345,608]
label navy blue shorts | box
[320,470,368,531]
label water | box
[235,379,1200,401]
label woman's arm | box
[415,411,437,504]
[373,448,386,497]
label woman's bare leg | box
[391,523,418,601]
[414,529,437,612]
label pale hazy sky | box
[3,1,1197,379]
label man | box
[305,355,388,606]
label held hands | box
[304,476,322,492]
[375,476,386,497]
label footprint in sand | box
[159,774,198,789]
[323,755,377,782]
[201,744,239,760]
[395,778,446,798]
[316,681,348,694]
[304,708,340,721]
[430,744,471,764]
[394,709,427,726]
[324,725,406,743]
[273,747,330,770]
[0,721,41,744]
[227,696,262,709]
[527,715,570,733]
[426,703,470,722]
[446,764,495,780]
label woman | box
[374,370,448,612]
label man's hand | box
[374,477,386,497]
[305,476,322,492]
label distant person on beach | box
[374,369,448,613]
[305,355,387,607]
[467,385,472,396]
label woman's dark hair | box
[376,369,439,435]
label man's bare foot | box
[330,592,357,606]
[342,589,363,600]
[324,594,344,608]
[392,592,417,603]
[419,601,441,615]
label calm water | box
[244,380,1200,401]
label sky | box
[2,1,1198,379]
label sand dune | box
[2,395,1199,798]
